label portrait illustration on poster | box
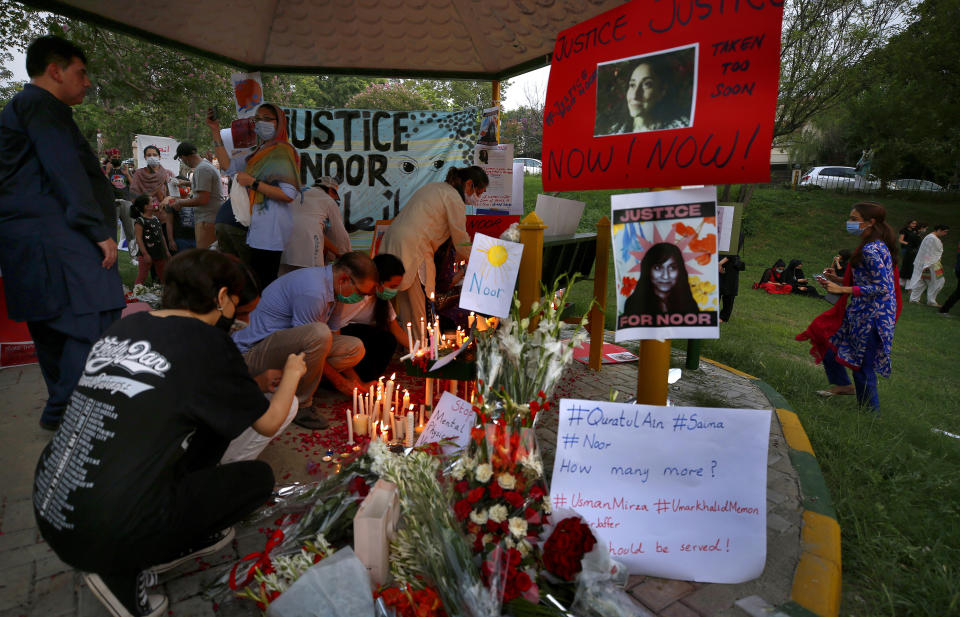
[612,187,719,341]
[595,45,697,137]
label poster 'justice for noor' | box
[541,0,783,190]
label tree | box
[775,0,912,138]
[346,81,434,111]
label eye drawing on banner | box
[612,187,719,341]
[595,45,697,137]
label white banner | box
[550,399,771,583]
[134,134,180,177]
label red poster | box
[465,215,521,242]
[542,0,783,191]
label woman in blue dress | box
[812,202,900,412]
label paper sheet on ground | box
[414,392,474,453]
[550,399,771,583]
[429,337,471,372]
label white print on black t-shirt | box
[85,337,171,376]
[34,391,118,531]
[77,373,155,398]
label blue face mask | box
[846,221,863,235]
[376,287,398,300]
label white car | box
[799,166,880,191]
[888,179,944,192]
[515,157,543,175]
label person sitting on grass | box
[783,259,822,298]
[33,249,305,617]
[754,258,792,294]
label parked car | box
[799,166,880,191]
[887,179,944,192]
[515,157,542,175]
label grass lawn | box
[520,176,960,616]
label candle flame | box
[389,372,396,380]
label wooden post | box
[588,216,611,371]
[492,81,501,143]
[636,187,680,406]
[518,211,546,319]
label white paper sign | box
[459,233,523,318]
[550,399,771,583]
[135,134,180,177]
[231,71,264,118]
[535,194,585,237]
[474,144,514,214]
[717,205,735,253]
[429,337,471,372]
[414,392,475,453]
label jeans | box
[822,330,882,412]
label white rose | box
[475,463,493,484]
[517,539,531,557]
[482,533,494,545]
[503,536,515,549]
[497,472,516,490]
[488,504,508,523]
[508,517,528,539]
[470,508,489,525]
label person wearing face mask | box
[327,253,411,382]
[162,142,223,249]
[33,249,306,617]
[754,258,793,294]
[205,103,300,289]
[280,176,352,275]
[798,202,901,412]
[380,166,488,339]
[622,242,701,318]
[131,144,175,204]
[232,251,378,430]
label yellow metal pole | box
[635,187,680,405]
[518,211,546,318]
[492,80,501,143]
[588,216,611,371]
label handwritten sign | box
[474,144,516,214]
[612,187,719,341]
[459,233,523,318]
[414,392,475,453]
[542,0,783,190]
[550,399,771,583]
[465,215,521,243]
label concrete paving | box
[0,335,804,617]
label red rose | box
[467,486,485,503]
[348,475,370,497]
[454,499,472,520]
[542,517,597,581]
[529,484,545,501]
[488,483,503,499]
[455,480,468,493]
[504,491,525,509]
[515,570,532,592]
[486,520,500,533]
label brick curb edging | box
[701,358,841,617]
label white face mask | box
[255,121,276,141]
[465,191,480,207]
[146,156,160,167]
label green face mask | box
[376,287,398,300]
[335,279,364,304]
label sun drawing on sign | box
[475,236,514,287]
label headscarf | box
[244,105,300,208]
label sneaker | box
[292,406,329,430]
[83,571,167,617]
[150,527,235,574]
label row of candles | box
[402,308,473,361]
[346,373,431,448]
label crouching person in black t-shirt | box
[32,250,306,617]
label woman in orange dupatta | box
[206,104,300,288]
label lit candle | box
[352,387,357,414]
[406,322,413,350]
[405,412,415,448]
[419,403,425,426]
[384,373,396,424]
[390,412,397,437]
[402,389,410,413]
[346,409,354,445]
[468,312,475,329]
[420,316,425,345]
[448,379,457,396]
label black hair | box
[624,243,700,316]
[143,145,161,157]
[934,224,950,232]
[333,251,379,285]
[130,194,150,218]
[161,250,248,314]
[372,253,405,330]
[444,166,489,201]
[26,36,86,78]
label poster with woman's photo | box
[595,45,697,137]
[612,187,720,341]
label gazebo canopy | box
[23,0,625,79]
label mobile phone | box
[207,106,219,122]
[815,273,827,283]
